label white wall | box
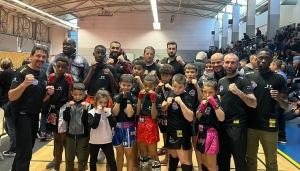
[280,2,300,27]
[77,12,215,63]
[49,25,68,55]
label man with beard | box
[211,53,226,82]
[46,38,89,169]
[9,45,54,171]
[47,38,89,83]
[107,41,132,83]
[165,41,185,75]
[83,45,118,103]
[217,53,257,171]
[245,48,288,171]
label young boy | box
[155,64,174,164]
[131,60,146,97]
[46,56,73,171]
[136,75,161,171]
[161,74,194,171]
[184,63,203,171]
[112,74,138,171]
[63,83,91,171]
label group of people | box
[0,37,289,171]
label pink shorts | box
[196,125,219,154]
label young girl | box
[196,81,225,171]
[88,90,117,171]
[198,59,216,89]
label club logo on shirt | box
[124,108,127,114]
[264,84,273,89]
[12,77,18,82]
[219,85,223,92]
[189,89,195,96]
[32,79,39,85]
[251,81,257,89]
[172,102,178,110]
[99,76,106,80]
[147,106,152,110]
[57,86,62,90]
[204,107,211,115]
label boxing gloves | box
[149,92,157,103]
[64,73,73,86]
[48,73,55,85]
[198,101,207,113]
[207,97,219,110]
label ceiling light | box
[0,0,79,29]
[151,0,160,30]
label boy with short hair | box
[161,74,194,171]
[136,75,162,171]
[112,74,138,171]
[131,60,146,97]
[184,63,203,171]
[155,64,174,163]
[63,83,91,171]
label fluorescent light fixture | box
[151,0,160,30]
[0,0,79,29]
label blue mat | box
[278,118,300,168]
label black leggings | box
[89,143,117,171]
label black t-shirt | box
[10,65,47,114]
[0,69,14,104]
[131,77,144,97]
[140,94,162,118]
[218,74,253,127]
[167,57,184,75]
[157,85,172,116]
[185,83,200,112]
[87,64,117,96]
[114,93,138,122]
[198,97,222,128]
[245,71,288,132]
[166,90,193,138]
[214,70,226,82]
[145,62,161,79]
[50,76,69,107]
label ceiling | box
[3,0,232,21]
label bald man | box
[211,53,226,81]
[217,53,257,171]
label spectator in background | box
[193,51,207,79]
[292,60,300,83]
[107,41,132,83]
[286,49,294,64]
[0,58,16,157]
[198,59,216,89]
[267,40,277,55]
[275,30,284,50]
[286,61,296,77]
[239,54,258,75]
[256,28,262,37]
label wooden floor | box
[28,137,299,171]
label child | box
[46,56,73,171]
[63,83,91,171]
[112,74,138,171]
[161,74,194,171]
[196,81,225,171]
[88,90,117,171]
[155,64,174,164]
[131,60,146,97]
[198,59,216,89]
[136,75,161,171]
[184,63,203,171]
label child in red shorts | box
[136,74,161,171]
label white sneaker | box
[97,150,106,162]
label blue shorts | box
[112,121,136,148]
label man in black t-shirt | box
[217,53,257,171]
[166,41,185,75]
[8,45,54,171]
[211,53,226,82]
[245,48,288,171]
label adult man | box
[107,41,132,83]
[211,53,226,81]
[8,45,54,171]
[256,28,262,37]
[47,38,89,83]
[245,48,288,171]
[239,54,258,75]
[166,41,185,75]
[217,53,257,171]
[193,51,207,79]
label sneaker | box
[45,134,54,141]
[97,150,106,162]
[2,150,16,157]
[46,158,55,169]
[157,146,166,156]
[278,137,287,144]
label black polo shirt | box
[50,76,69,107]
[245,71,288,132]
[166,90,193,138]
[10,65,47,114]
[145,62,161,79]
[185,83,200,112]
[87,64,117,96]
[217,74,253,127]
[167,56,184,75]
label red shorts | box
[136,116,159,145]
